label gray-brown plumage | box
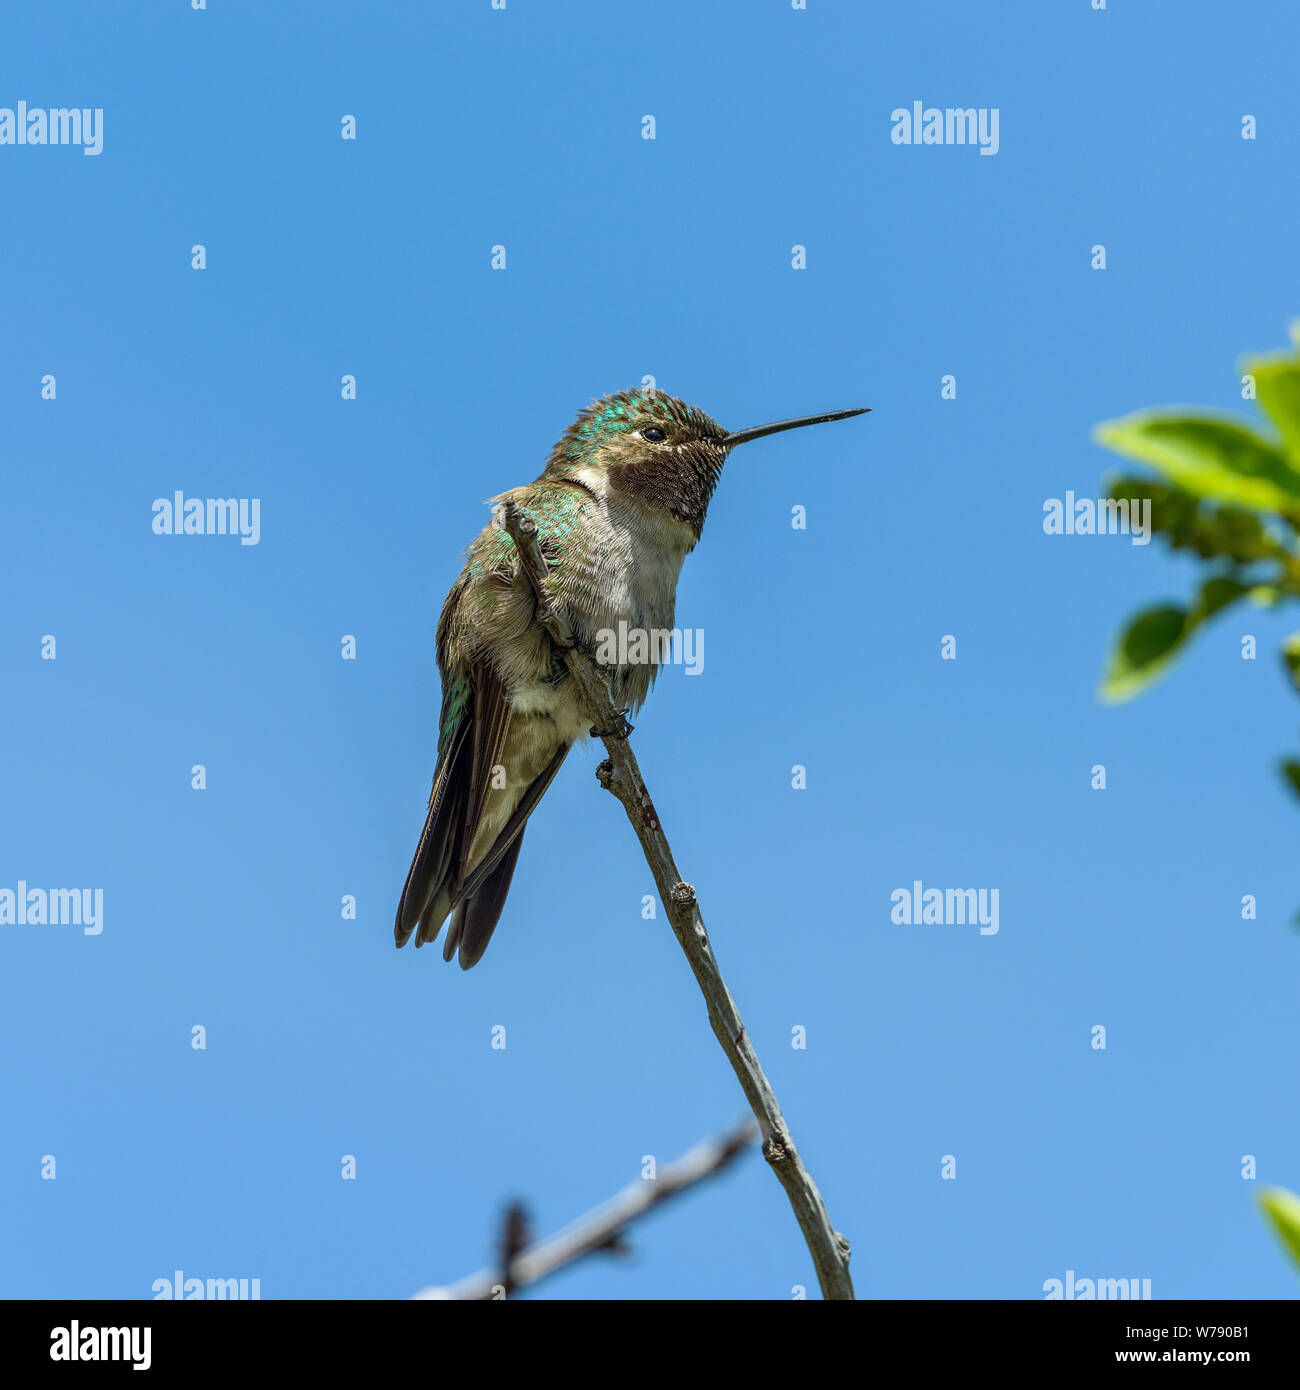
[394,389,867,968]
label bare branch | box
[493,500,855,1301]
[414,1120,757,1300]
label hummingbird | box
[394,389,868,969]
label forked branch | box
[413,1120,757,1300]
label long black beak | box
[723,406,869,449]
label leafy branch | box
[1097,324,1300,809]
[1096,326,1300,1278]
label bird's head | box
[543,388,867,539]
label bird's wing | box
[396,488,585,964]
[394,650,514,951]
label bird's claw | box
[590,708,634,740]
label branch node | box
[670,881,696,907]
[599,1230,633,1258]
[762,1135,790,1165]
[497,1200,532,1299]
[595,758,615,790]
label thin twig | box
[495,501,855,1301]
[413,1119,757,1300]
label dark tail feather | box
[398,661,512,952]
[394,722,471,949]
[454,744,569,905]
[441,743,570,968]
[443,829,528,969]
[398,735,570,966]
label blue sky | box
[3,0,1299,1300]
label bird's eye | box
[640,427,666,443]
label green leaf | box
[1248,352,1300,464]
[1101,604,1190,703]
[1100,578,1250,704]
[1259,1188,1300,1272]
[1103,476,1196,546]
[1202,507,1274,562]
[1094,413,1300,517]
[1283,635,1300,693]
[1196,575,1251,620]
[1104,472,1299,562]
[1281,760,1300,800]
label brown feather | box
[451,830,528,969]
[394,718,471,948]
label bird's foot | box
[590,708,634,740]
[534,595,573,644]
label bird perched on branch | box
[395,389,867,968]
